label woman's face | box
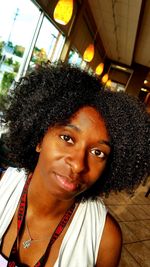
[35,106,111,200]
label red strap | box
[7,174,76,267]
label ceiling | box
[87,0,150,89]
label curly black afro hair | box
[4,62,150,197]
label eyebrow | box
[66,124,81,132]
[98,140,112,148]
[65,124,112,148]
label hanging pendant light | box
[53,0,73,25]
[102,73,109,84]
[95,63,104,75]
[83,44,95,62]
[106,79,112,88]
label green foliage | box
[0,41,4,50]
[31,47,48,64]
[0,92,8,112]
[13,61,20,72]
[0,41,5,60]
[7,41,13,49]
[0,41,4,54]
[14,45,25,57]
[1,71,15,92]
[5,57,13,65]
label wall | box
[126,63,149,97]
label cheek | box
[88,159,107,183]
[37,144,65,170]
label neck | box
[27,172,75,219]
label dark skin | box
[1,106,122,266]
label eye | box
[90,148,105,159]
[60,134,74,144]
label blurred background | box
[0,1,150,266]
[0,0,150,109]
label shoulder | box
[0,167,27,191]
[96,212,122,267]
[83,197,107,227]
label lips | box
[54,172,81,192]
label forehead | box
[68,106,110,140]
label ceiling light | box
[83,44,94,62]
[141,88,148,92]
[106,79,111,87]
[102,73,108,84]
[95,63,104,75]
[53,0,73,25]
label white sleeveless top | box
[0,167,107,266]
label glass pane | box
[68,50,82,66]
[29,16,65,70]
[0,0,40,98]
[80,60,88,70]
[111,81,125,92]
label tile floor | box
[103,177,150,267]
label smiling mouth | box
[54,172,81,192]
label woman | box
[0,62,150,267]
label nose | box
[65,148,87,175]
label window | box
[0,0,40,94]
[111,81,125,92]
[68,50,82,66]
[29,16,65,70]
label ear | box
[36,143,41,153]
